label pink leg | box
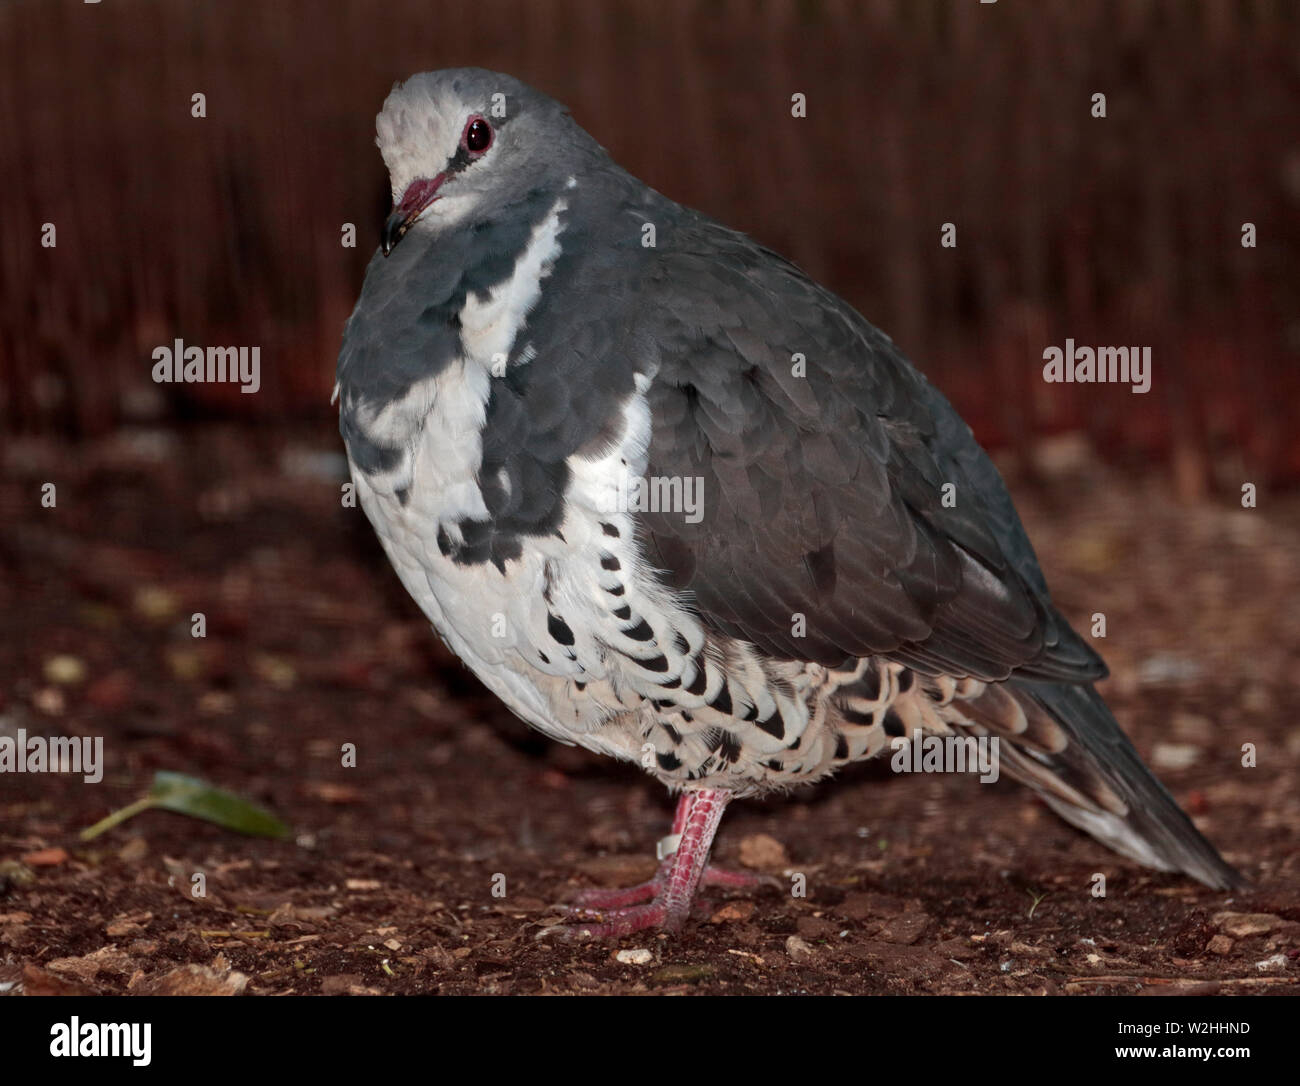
[541,790,739,939]
[565,792,694,911]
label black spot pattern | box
[882,709,907,737]
[717,730,742,764]
[702,727,742,765]
[855,667,882,701]
[624,618,654,641]
[709,682,733,716]
[547,612,575,646]
[755,708,786,740]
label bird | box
[335,68,1243,938]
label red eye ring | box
[462,115,493,155]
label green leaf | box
[80,771,290,841]
[148,772,291,838]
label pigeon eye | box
[463,116,493,154]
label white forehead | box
[375,80,484,197]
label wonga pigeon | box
[335,69,1242,938]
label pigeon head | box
[375,68,590,255]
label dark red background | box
[1,0,1297,493]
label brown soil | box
[2,424,1297,996]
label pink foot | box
[566,863,775,913]
[567,878,662,911]
[551,899,692,939]
[699,865,779,892]
[539,790,771,941]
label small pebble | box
[738,833,789,870]
[785,935,815,963]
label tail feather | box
[1000,680,1245,889]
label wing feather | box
[630,217,1103,682]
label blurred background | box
[2,1,1299,995]
[1,0,1298,489]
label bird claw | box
[536,901,689,941]
[540,862,777,940]
[564,877,664,912]
[700,867,783,893]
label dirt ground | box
[2,423,1298,996]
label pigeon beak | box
[382,174,446,256]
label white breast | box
[458,201,567,369]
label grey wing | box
[631,219,1102,683]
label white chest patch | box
[347,197,568,510]
[458,200,567,369]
